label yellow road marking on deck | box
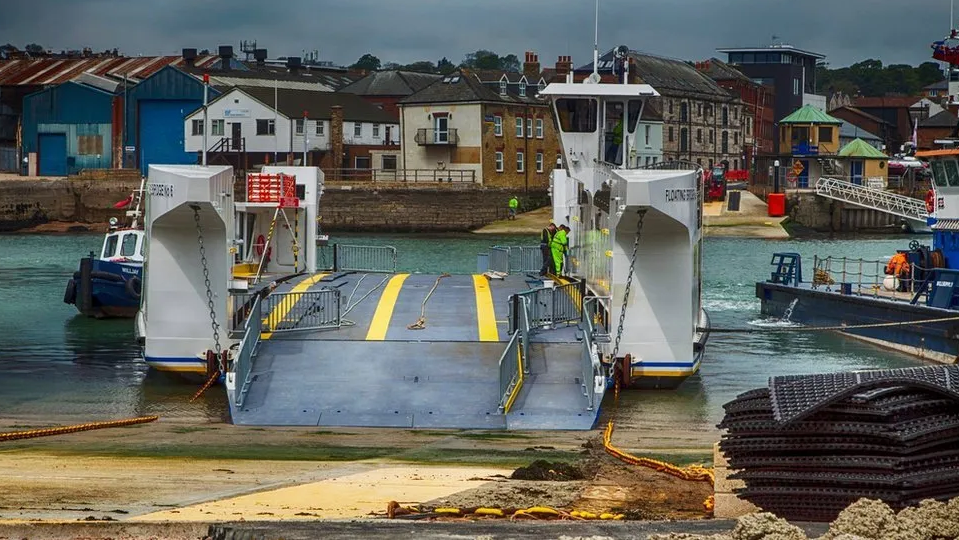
[473,274,500,342]
[261,273,328,340]
[365,274,410,340]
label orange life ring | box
[254,235,272,263]
[926,189,936,214]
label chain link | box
[611,209,647,361]
[192,205,221,356]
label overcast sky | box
[0,0,952,69]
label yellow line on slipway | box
[472,275,500,342]
[261,273,328,340]
[365,274,410,340]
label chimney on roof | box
[555,55,573,78]
[254,49,268,65]
[287,56,302,72]
[182,48,198,66]
[523,51,540,83]
[218,45,233,70]
[330,105,344,182]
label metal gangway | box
[814,177,928,222]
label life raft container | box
[926,189,936,214]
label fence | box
[812,255,935,305]
[497,330,524,413]
[317,244,397,273]
[328,168,476,183]
[0,146,17,172]
[233,294,262,408]
[488,246,542,274]
[262,289,341,333]
[511,281,584,331]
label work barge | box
[136,72,709,430]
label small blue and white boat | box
[63,181,145,319]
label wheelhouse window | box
[120,233,138,257]
[102,234,119,259]
[943,159,959,187]
[555,98,598,132]
[932,160,948,187]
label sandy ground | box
[473,206,552,235]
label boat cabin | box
[100,229,145,263]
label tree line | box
[816,59,945,97]
[350,50,522,75]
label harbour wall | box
[0,174,549,233]
[787,191,905,233]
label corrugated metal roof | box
[780,105,843,124]
[207,75,333,92]
[0,55,220,86]
[840,121,881,142]
[838,138,887,158]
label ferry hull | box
[757,282,959,364]
[144,356,208,374]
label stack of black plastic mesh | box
[719,366,959,522]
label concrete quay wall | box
[787,191,905,233]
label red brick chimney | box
[555,55,573,78]
[330,105,344,182]
[523,51,540,81]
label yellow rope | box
[0,416,159,442]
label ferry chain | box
[191,205,223,402]
[611,209,647,362]
[0,416,159,443]
[700,314,959,334]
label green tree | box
[401,60,436,73]
[24,43,44,55]
[436,57,456,75]
[462,49,502,70]
[500,53,521,72]
[350,53,381,71]
[817,58,946,97]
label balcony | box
[415,128,459,146]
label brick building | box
[917,110,958,150]
[697,58,775,171]
[398,70,560,189]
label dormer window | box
[499,80,507,96]
[519,83,526,97]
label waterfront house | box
[397,69,561,188]
[837,138,889,187]
[778,105,842,188]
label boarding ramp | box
[226,271,603,430]
[815,177,928,222]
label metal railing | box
[328,168,476,183]
[497,330,524,413]
[317,244,398,273]
[811,255,935,305]
[414,128,460,146]
[510,280,584,332]
[233,294,262,408]
[262,289,341,333]
[488,245,542,274]
[815,177,928,222]
[580,296,606,412]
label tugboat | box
[63,179,145,318]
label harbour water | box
[0,233,925,436]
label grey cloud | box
[0,0,950,69]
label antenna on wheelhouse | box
[593,0,600,78]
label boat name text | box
[665,188,697,203]
[148,184,175,198]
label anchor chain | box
[611,209,646,362]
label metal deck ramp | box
[815,177,928,222]
[228,268,603,430]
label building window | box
[668,126,674,142]
[746,119,751,135]
[516,117,524,138]
[733,159,739,169]
[668,100,673,114]
[793,78,801,96]
[355,156,371,169]
[495,151,504,172]
[652,156,658,164]
[680,128,689,152]
[819,126,832,143]
[697,103,702,117]
[191,119,204,136]
[734,132,739,145]
[734,108,739,120]
[316,121,324,136]
[722,107,728,127]
[382,155,397,170]
[499,80,507,96]
[709,130,715,143]
[494,116,503,136]
[705,104,713,117]
[373,124,380,138]
[696,128,702,143]
[519,83,526,97]
[294,119,304,135]
[644,125,650,145]
[680,102,688,122]
[256,119,276,135]
[722,131,729,153]
[535,118,544,138]
[536,152,544,172]
[353,123,362,138]
[517,151,525,172]
[211,119,224,136]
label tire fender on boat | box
[63,279,77,305]
[90,271,125,283]
[126,276,142,299]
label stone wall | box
[321,184,549,232]
[0,175,141,231]
[787,191,904,232]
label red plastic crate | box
[247,173,296,206]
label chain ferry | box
[134,53,709,429]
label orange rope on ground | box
[0,415,159,442]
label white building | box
[184,86,399,157]
[632,103,665,167]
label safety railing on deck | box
[317,244,398,273]
[811,255,936,305]
[488,246,542,274]
[233,294,262,408]
[262,289,341,333]
[497,330,524,413]
[511,281,585,331]
[580,296,607,411]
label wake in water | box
[748,299,802,328]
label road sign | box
[791,161,805,176]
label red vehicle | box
[705,167,726,202]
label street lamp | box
[773,159,781,192]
